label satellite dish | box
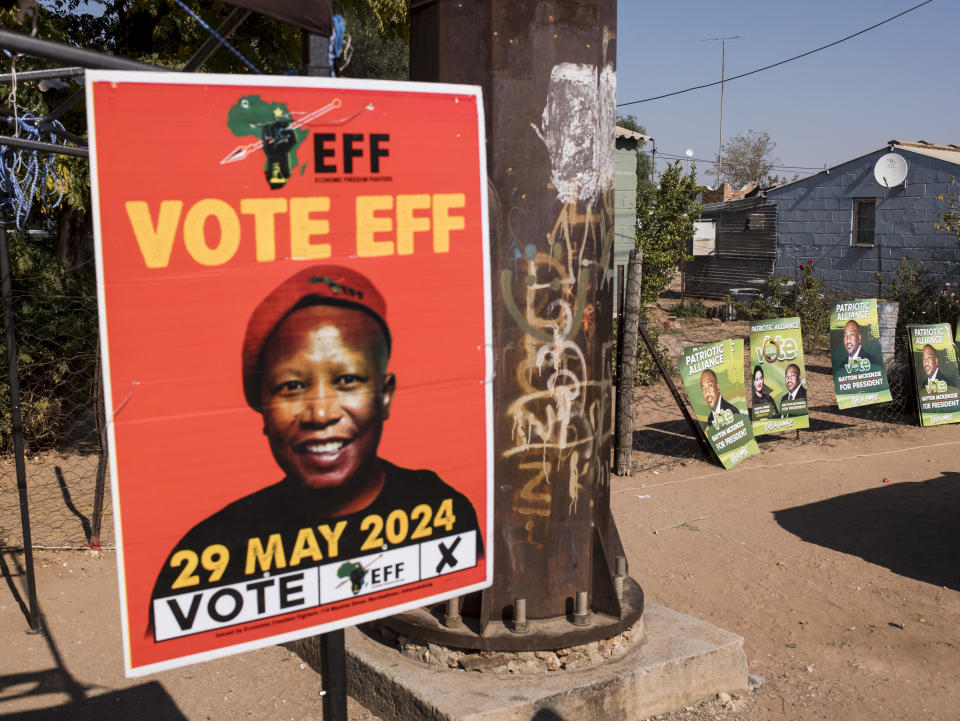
[874,153,908,188]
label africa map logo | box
[337,561,368,595]
[221,95,374,190]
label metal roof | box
[615,126,652,142]
[701,195,768,216]
[888,140,960,165]
[767,140,960,193]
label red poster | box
[86,72,492,676]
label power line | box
[656,150,821,172]
[617,0,935,107]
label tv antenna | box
[702,35,740,183]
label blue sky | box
[616,0,957,185]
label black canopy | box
[223,0,333,36]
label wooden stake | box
[614,250,643,476]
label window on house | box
[853,198,876,247]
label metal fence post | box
[320,629,347,721]
[0,227,40,630]
[90,347,107,550]
[302,31,332,77]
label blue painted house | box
[766,140,960,297]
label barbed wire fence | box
[0,241,945,548]
[0,263,938,550]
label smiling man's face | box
[700,371,719,409]
[785,365,800,393]
[258,305,394,493]
[843,321,861,355]
[922,345,938,378]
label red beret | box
[241,265,389,409]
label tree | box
[334,1,408,80]
[0,1,409,449]
[615,113,654,197]
[937,178,960,249]
[708,129,779,189]
[636,160,701,308]
[16,1,410,206]
[351,0,408,39]
[765,172,799,188]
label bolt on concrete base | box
[343,602,748,721]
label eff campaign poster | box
[86,72,492,676]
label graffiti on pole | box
[499,50,616,546]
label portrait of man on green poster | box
[748,317,810,435]
[680,339,759,469]
[829,299,892,409]
[907,323,960,426]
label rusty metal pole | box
[390,0,642,651]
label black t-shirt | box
[150,460,481,634]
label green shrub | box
[635,320,675,386]
[731,262,830,352]
[612,316,674,387]
[637,161,701,309]
[878,258,960,341]
[728,294,778,322]
[0,230,99,453]
[787,262,830,351]
[670,299,708,319]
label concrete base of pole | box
[382,578,644,652]
[342,603,747,721]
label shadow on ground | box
[0,553,184,721]
[532,709,568,721]
[54,466,93,544]
[0,681,187,721]
[632,421,706,461]
[775,471,960,591]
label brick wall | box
[701,182,756,205]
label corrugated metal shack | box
[685,195,778,298]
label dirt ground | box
[614,422,960,721]
[2,421,957,720]
[1,307,959,719]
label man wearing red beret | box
[149,266,481,640]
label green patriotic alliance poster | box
[748,317,810,434]
[907,323,960,426]
[680,339,760,469]
[829,299,892,409]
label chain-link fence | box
[626,288,924,474]
[0,233,948,550]
[0,229,109,551]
